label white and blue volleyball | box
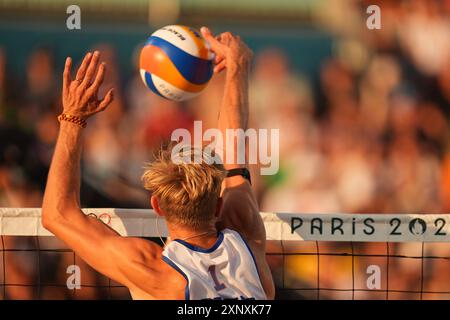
[139,25,214,101]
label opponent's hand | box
[62,51,114,120]
[200,27,253,74]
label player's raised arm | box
[42,51,114,228]
[202,28,274,299]
[41,51,160,293]
[200,27,266,248]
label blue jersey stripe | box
[234,231,262,284]
[162,255,190,300]
[173,231,224,253]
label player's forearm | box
[219,62,249,131]
[219,62,250,169]
[42,122,83,224]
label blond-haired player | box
[42,27,275,300]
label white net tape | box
[0,208,449,242]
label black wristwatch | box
[226,168,252,184]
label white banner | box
[0,208,449,242]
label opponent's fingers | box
[214,60,226,73]
[89,62,106,93]
[97,88,114,112]
[63,57,72,96]
[81,51,100,88]
[75,52,92,81]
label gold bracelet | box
[57,113,87,128]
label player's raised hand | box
[200,27,253,74]
[62,51,114,120]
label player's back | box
[160,228,267,300]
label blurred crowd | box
[0,0,449,299]
[257,0,450,214]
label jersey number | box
[208,265,226,291]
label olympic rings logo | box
[86,212,112,225]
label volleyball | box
[139,25,214,101]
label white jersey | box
[162,228,266,300]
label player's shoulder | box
[221,227,244,240]
[220,227,256,245]
[108,236,163,266]
[108,237,186,297]
[219,228,264,258]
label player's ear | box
[215,197,223,217]
[151,195,165,217]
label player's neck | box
[168,224,219,248]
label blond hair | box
[141,145,226,229]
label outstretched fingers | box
[214,60,227,73]
[75,52,92,82]
[89,62,106,94]
[201,27,226,53]
[63,57,72,97]
[215,53,224,64]
[62,50,115,119]
[81,51,100,88]
[96,88,114,113]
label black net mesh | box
[268,240,450,299]
[1,235,449,300]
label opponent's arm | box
[42,52,160,292]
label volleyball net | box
[0,208,449,300]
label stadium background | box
[0,0,449,299]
